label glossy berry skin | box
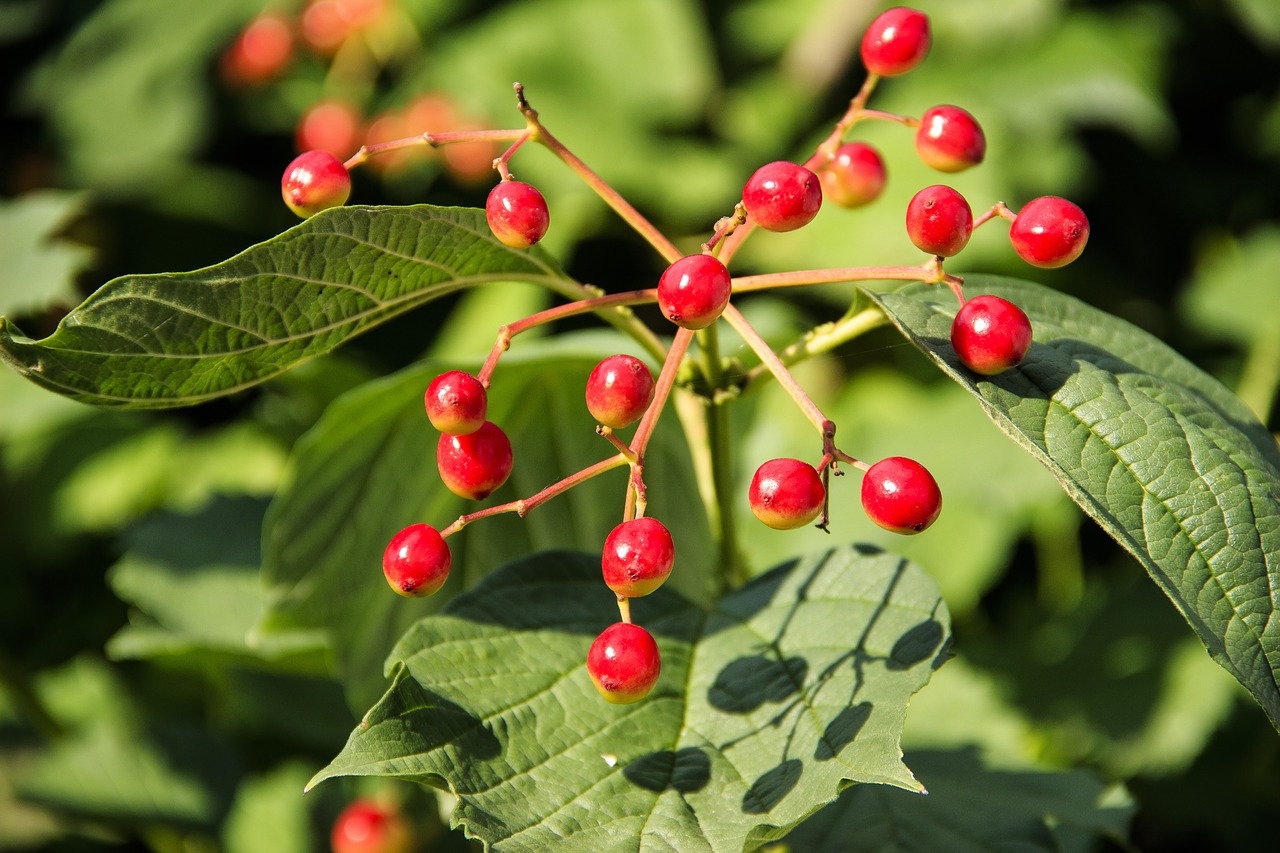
[951,296,1033,375]
[331,797,413,853]
[820,142,887,208]
[281,150,351,218]
[585,355,655,429]
[1009,196,1090,268]
[437,420,513,500]
[601,517,675,598]
[861,7,931,77]
[749,458,826,530]
[905,185,973,257]
[382,524,451,598]
[742,161,823,232]
[915,105,986,173]
[861,457,942,535]
[587,622,661,704]
[424,371,487,435]
[486,180,550,249]
[658,254,732,330]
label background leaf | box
[310,544,950,852]
[867,275,1280,729]
[0,205,581,407]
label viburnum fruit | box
[295,100,362,157]
[1009,196,1090,268]
[220,13,294,86]
[281,149,352,218]
[748,458,825,530]
[905,184,973,257]
[951,295,1034,375]
[819,142,887,208]
[915,105,986,173]
[486,180,551,249]
[861,457,942,535]
[742,161,823,232]
[601,517,675,597]
[586,622,661,704]
[424,370,487,435]
[860,6,931,77]
[436,420,514,500]
[657,254,732,330]
[585,354,655,429]
[381,523,451,598]
[330,797,413,853]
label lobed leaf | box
[309,545,951,852]
[0,205,575,407]
[867,275,1280,728]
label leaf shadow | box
[742,758,804,815]
[623,747,711,794]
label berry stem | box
[615,594,632,624]
[973,200,1017,229]
[624,326,696,519]
[721,303,830,436]
[343,128,528,170]
[439,453,629,538]
[493,131,535,180]
[732,261,960,293]
[513,83,682,264]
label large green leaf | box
[866,275,1280,728]
[0,205,577,407]
[255,342,716,710]
[309,545,951,852]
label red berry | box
[331,797,413,853]
[220,13,294,86]
[861,457,942,535]
[424,371,487,435]
[382,524,451,598]
[601,517,675,598]
[905,185,973,257]
[486,181,550,249]
[951,295,1033,375]
[819,142,887,208]
[742,161,823,232]
[436,421,513,500]
[749,458,825,530]
[281,150,351,218]
[587,622,661,704]
[915,105,986,173]
[657,254,732,330]
[1009,196,1090,268]
[585,354,655,429]
[296,100,362,157]
[861,7,931,77]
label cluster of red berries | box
[221,1,390,87]
[294,5,1091,707]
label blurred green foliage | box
[2,0,1278,850]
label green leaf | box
[0,205,576,407]
[779,748,1133,853]
[866,275,1280,729]
[309,544,951,852]
[0,190,93,315]
[255,342,716,709]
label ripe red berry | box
[861,7,931,77]
[742,161,823,232]
[819,142,887,208]
[281,149,351,218]
[915,105,986,173]
[587,622,661,704]
[331,797,413,853]
[861,457,942,535]
[749,458,825,530]
[657,254,732,330]
[601,517,675,598]
[905,185,973,257]
[424,371,487,435]
[436,420,513,500]
[486,180,550,249]
[1009,196,1090,268]
[382,524,451,598]
[295,100,361,157]
[585,354,655,429]
[220,13,294,86]
[951,295,1033,375]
